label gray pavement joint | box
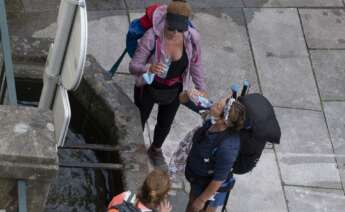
[273,105,322,112]
[241,8,263,94]
[323,99,345,102]
[297,8,345,195]
[273,145,291,212]
[123,0,131,25]
[309,48,345,50]
[284,184,345,192]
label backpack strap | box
[207,130,229,175]
[125,191,136,204]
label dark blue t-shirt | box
[186,130,240,181]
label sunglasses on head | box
[167,26,185,33]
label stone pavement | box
[5,0,345,212]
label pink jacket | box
[129,5,207,91]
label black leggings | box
[134,85,181,148]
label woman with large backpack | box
[129,0,207,165]
[185,96,246,212]
[107,169,172,212]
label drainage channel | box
[16,78,124,212]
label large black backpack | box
[232,93,281,174]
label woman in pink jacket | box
[129,0,207,165]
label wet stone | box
[310,50,345,101]
[300,9,345,49]
[245,8,320,110]
[284,186,345,212]
[243,0,345,7]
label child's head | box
[224,99,246,131]
[138,169,171,209]
[209,96,246,131]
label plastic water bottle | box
[159,56,171,79]
[197,96,213,108]
[185,94,213,113]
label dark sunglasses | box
[167,26,185,33]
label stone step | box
[59,162,123,170]
[60,143,119,152]
[13,63,44,80]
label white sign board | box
[53,85,71,147]
[61,2,87,91]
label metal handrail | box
[0,0,17,105]
[0,1,25,212]
[17,180,28,212]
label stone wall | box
[73,56,150,192]
[0,106,58,212]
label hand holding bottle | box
[149,63,164,75]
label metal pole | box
[38,0,78,110]
[18,180,27,212]
[0,0,17,105]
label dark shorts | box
[190,177,235,208]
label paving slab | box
[300,9,345,49]
[148,105,202,159]
[324,102,345,154]
[275,108,333,154]
[324,102,345,188]
[86,0,126,11]
[310,50,345,101]
[229,149,287,212]
[8,11,58,37]
[186,0,243,9]
[168,189,189,212]
[243,0,345,7]
[21,0,59,12]
[125,0,243,10]
[18,0,123,12]
[275,108,341,188]
[125,0,170,10]
[192,9,259,100]
[245,8,320,110]
[4,0,24,12]
[87,11,130,72]
[284,186,345,212]
[278,153,341,189]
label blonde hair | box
[167,0,192,17]
[137,169,171,209]
[225,100,246,131]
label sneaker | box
[147,146,168,171]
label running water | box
[45,131,111,212]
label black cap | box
[166,12,189,32]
